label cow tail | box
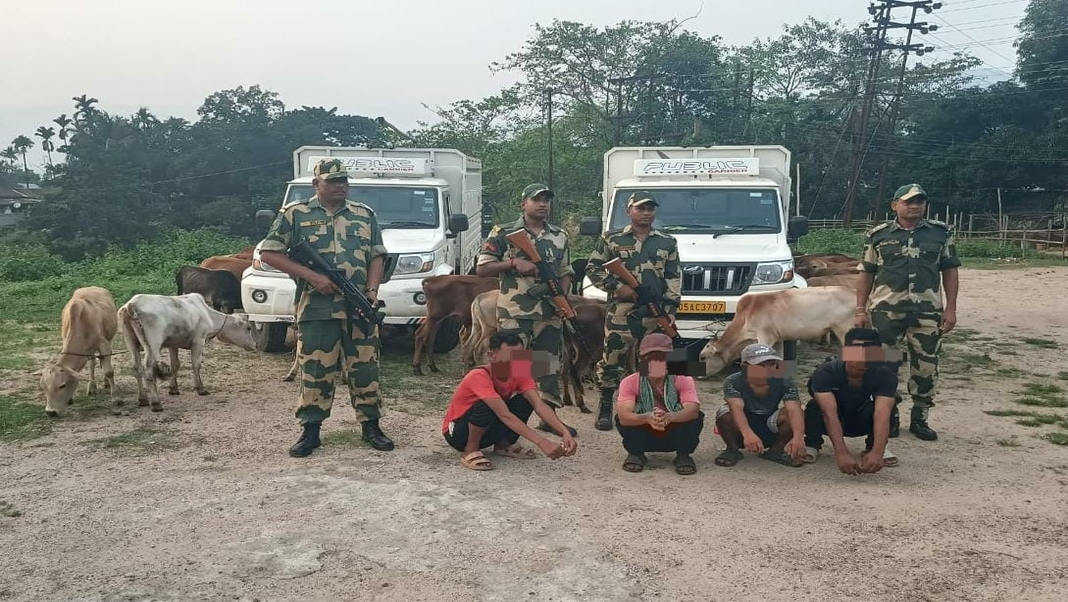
[175,269,184,295]
[119,305,172,380]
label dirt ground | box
[3,267,1068,602]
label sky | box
[0,0,1029,172]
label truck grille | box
[681,264,753,295]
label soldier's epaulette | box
[926,219,950,230]
[488,224,502,237]
[348,200,376,215]
[604,228,624,238]
[866,221,892,236]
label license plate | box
[678,301,726,314]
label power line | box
[939,0,1027,14]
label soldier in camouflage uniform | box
[856,183,960,441]
[586,191,682,431]
[476,183,577,436]
[260,158,395,457]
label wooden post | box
[795,162,801,217]
[997,188,1004,243]
[1062,224,1066,259]
[968,214,974,239]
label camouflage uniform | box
[477,217,574,408]
[261,192,388,426]
[860,194,960,418]
[586,225,681,389]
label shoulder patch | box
[488,225,502,237]
[926,219,949,230]
[348,200,375,215]
[866,222,891,236]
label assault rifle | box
[504,229,592,354]
[602,257,682,346]
[290,239,384,336]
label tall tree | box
[1016,0,1068,89]
[34,126,56,170]
[11,135,34,184]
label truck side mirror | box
[446,214,469,239]
[579,217,603,236]
[788,216,809,239]
[255,210,276,231]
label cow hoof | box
[578,406,592,414]
[412,366,424,376]
[139,399,150,407]
[197,389,210,396]
[151,404,163,412]
[282,375,295,382]
[115,399,125,407]
[87,385,97,395]
[429,365,440,374]
[168,389,181,396]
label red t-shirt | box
[441,366,538,433]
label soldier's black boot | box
[595,388,614,431]
[361,420,395,451]
[909,407,938,441]
[289,422,322,458]
[890,395,902,438]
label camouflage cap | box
[626,190,659,208]
[893,183,927,202]
[740,343,783,365]
[313,158,349,181]
[522,183,554,199]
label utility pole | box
[844,0,941,226]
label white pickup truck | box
[242,146,483,352]
[579,145,809,355]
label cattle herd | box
[37,249,864,419]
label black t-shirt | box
[809,360,898,413]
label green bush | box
[955,239,1035,259]
[796,229,866,256]
[0,241,67,282]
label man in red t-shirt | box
[442,330,578,470]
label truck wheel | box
[432,318,462,353]
[253,321,290,353]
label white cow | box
[40,286,118,417]
[117,293,256,411]
[699,286,856,376]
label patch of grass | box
[951,352,998,371]
[321,429,369,448]
[985,409,1040,417]
[960,256,1068,270]
[1046,432,1068,446]
[997,349,1019,356]
[1020,338,1060,349]
[0,501,22,518]
[1012,383,1068,408]
[1057,371,1068,381]
[996,437,1021,447]
[0,395,51,442]
[1023,383,1065,396]
[1014,397,1068,409]
[945,327,981,341]
[995,367,1030,378]
[88,428,178,453]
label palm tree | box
[54,114,73,140]
[10,135,34,187]
[72,94,99,128]
[131,107,159,133]
[0,146,17,168]
[35,126,56,170]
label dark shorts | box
[716,405,780,447]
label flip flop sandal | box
[493,444,536,460]
[883,449,899,468]
[622,453,646,473]
[760,449,803,468]
[803,446,820,464]
[715,449,744,467]
[673,454,697,476]
[461,451,494,471]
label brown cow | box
[559,300,607,413]
[795,253,860,279]
[40,287,118,417]
[699,286,856,376]
[413,275,499,375]
[461,290,499,368]
[806,273,862,290]
[200,255,253,282]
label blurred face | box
[745,359,784,385]
[892,195,926,221]
[638,351,668,378]
[841,344,886,378]
[488,345,553,380]
[521,192,552,220]
[627,203,656,227]
[314,176,349,204]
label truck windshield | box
[609,188,781,234]
[284,184,440,228]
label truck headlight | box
[395,252,435,275]
[251,290,268,303]
[753,260,794,284]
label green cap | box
[893,183,927,202]
[522,183,554,199]
[313,158,349,181]
[626,190,659,208]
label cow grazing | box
[413,275,499,375]
[199,255,253,282]
[698,286,856,376]
[117,293,257,411]
[40,287,118,417]
[176,265,242,314]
